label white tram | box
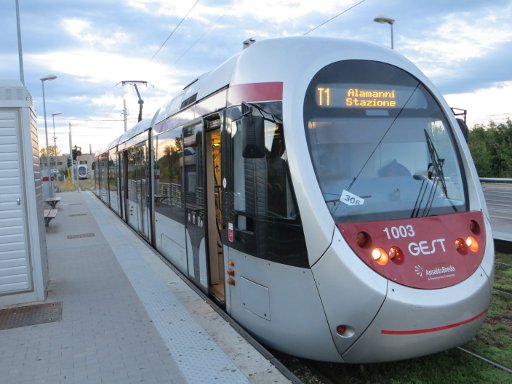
[95,37,494,363]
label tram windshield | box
[303,60,467,223]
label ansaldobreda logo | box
[425,265,456,276]
[414,264,456,279]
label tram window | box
[266,122,295,218]
[227,103,308,267]
[232,120,247,214]
[153,128,185,222]
[232,113,296,220]
[127,147,138,202]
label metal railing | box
[480,178,512,183]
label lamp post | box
[41,74,57,197]
[51,112,62,172]
[68,123,75,184]
[15,0,24,84]
[374,16,395,49]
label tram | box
[95,37,494,363]
[77,164,88,179]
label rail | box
[480,178,512,183]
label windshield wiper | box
[425,130,448,196]
[411,130,457,217]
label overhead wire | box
[150,0,367,66]
[303,0,367,35]
[170,10,228,67]
[149,0,201,62]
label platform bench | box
[45,196,61,209]
[43,209,58,228]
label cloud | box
[61,18,131,49]
[26,48,187,93]
[399,2,512,89]
[436,42,512,93]
[444,81,512,127]
[2,0,511,153]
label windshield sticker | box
[340,190,364,206]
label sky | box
[1,0,511,156]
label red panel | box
[227,82,283,105]
[337,211,486,289]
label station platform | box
[0,191,295,384]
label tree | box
[39,146,60,158]
[468,119,512,178]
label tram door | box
[117,152,124,219]
[183,118,225,303]
[126,144,151,241]
[138,143,151,241]
[135,143,151,241]
[121,150,129,223]
[126,146,139,230]
[205,126,225,303]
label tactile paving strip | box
[67,233,95,239]
[0,302,62,330]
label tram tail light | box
[371,247,389,266]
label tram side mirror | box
[241,115,265,158]
[456,118,469,142]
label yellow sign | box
[316,86,398,108]
[345,88,396,108]
[317,87,331,106]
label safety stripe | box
[227,82,283,105]
[381,308,487,335]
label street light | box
[374,16,395,49]
[51,112,62,171]
[15,0,25,84]
[41,74,57,197]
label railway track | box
[457,347,512,375]
[281,342,512,384]
[494,287,512,297]
[495,261,512,269]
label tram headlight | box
[388,246,404,264]
[465,236,479,253]
[371,247,389,266]
[469,220,481,235]
[356,231,371,248]
[455,238,468,254]
[455,235,479,254]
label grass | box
[462,251,512,369]
[56,178,95,192]
[56,179,76,192]
[282,347,511,384]
[351,252,512,383]
[494,252,512,294]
